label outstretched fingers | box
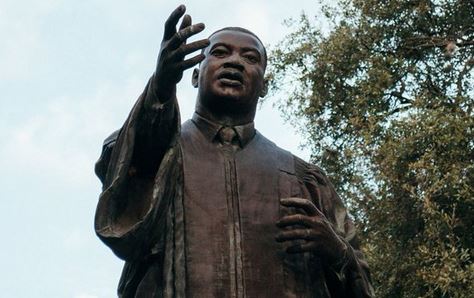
[177,53,206,71]
[179,14,192,31]
[174,39,210,58]
[163,5,186,41]
[168,23,206,50]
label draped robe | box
[94,80,373,297]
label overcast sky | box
[0,1,322,297]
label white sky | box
[0,1,321,297]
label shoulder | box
[103,129,121,147]
[292,154,329,186]
[254,131,299,173]
[253,131,329,185]
[292,154,351,235]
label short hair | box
[205,27,267,67]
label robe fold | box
[94,80,374,297]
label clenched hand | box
[276,197,351,268]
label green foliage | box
[269,0,474,296]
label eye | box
[244,54,259,64]
[211,48,228,57]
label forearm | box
[94,78,180,260]
[129,5,206,176]
[131,74,179,177]
[95,4,206,262]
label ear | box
[259,79,268,98]
[192,68,199,88]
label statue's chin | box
[213,87,246,102]
[198,94,256,119]
[198,83,258,118]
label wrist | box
[145,74,176,110]
[154,84,176,103]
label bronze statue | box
[95,5,373,297]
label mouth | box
[217,71,244,87]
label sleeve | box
[94,76,181,262]
[294,156,374,298]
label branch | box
[388,91,412,104]
[456,40,474,47]
[387,105,412,116]
[402,36,474,51]
[456,58,474,97]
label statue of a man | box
[95,5,373,297]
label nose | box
[223,54,244,72]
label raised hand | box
[152,5,210,101]
[275,197,350,267]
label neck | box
[195,98,256,126]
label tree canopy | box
[269,0,474,296]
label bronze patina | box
[95,5,373,297]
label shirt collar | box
[191,112,256,148]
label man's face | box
[196,30,267,113]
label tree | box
[269,0,474,296]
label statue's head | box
[192,27,268,122]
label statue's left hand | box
[275,198,350,266]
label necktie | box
[218,126,239,151]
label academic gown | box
[94,79,374,297]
